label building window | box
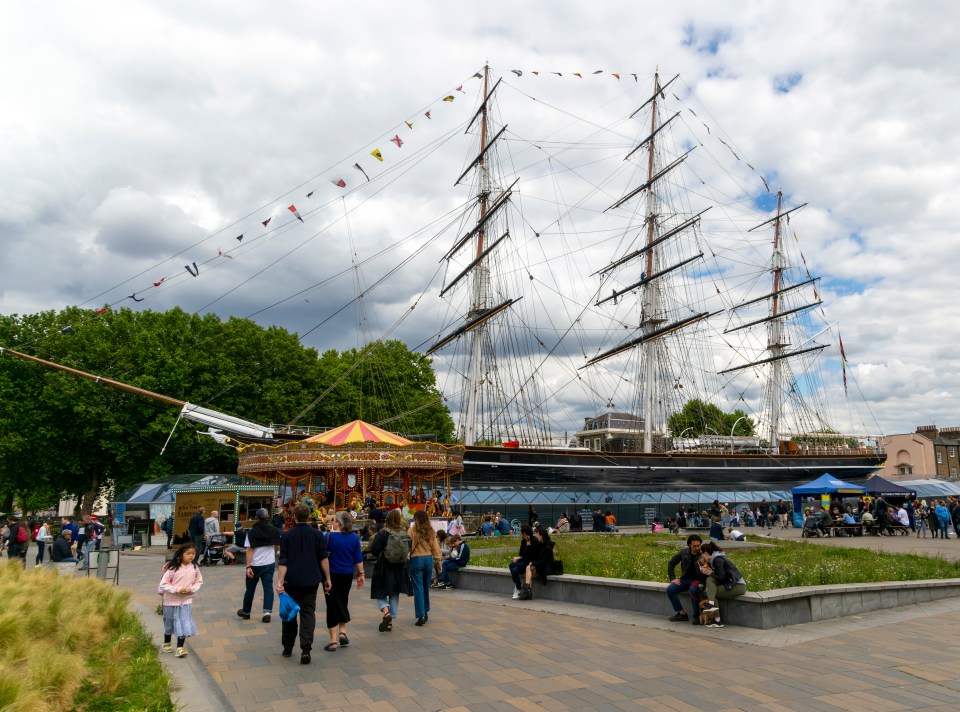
[898,465,912,476]
[953,467,958,478]
[594,438,600,450]
[951,447,956,458]
[937,452,943,465]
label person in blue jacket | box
[436,534,469,589]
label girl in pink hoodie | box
[158,543,203,657]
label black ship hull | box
[462,446,885,490]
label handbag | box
[278,592,301,623]
[550,559,564,576]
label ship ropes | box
[425,66,874,455]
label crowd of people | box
[800,494,960,538]
[2,514,105,569]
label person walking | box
[237,508,281,623]
[34,520,50,565]
[188,507,206,557]
[276,505,331,665]
[324,511,364,651]
[408,509,441,626]
[163,516,175,549]
[158,543,203,658]
[368,508,412,632]
[5,517,29,566]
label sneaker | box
[161,643,173,653]
[236,609,251,620]
[175,648,188,658]
[441,582,453,589]
[512,588,521,599]
[702,603,719,615]
[668,611,689,622]
[300,652,311,665]
[262,613,271,623]
[430,580,442,588]
[705,622,724,628]
[281,647,292,657]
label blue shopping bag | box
[278,592,300,622]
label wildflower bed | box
[469,534,960,590]
[0,560,174,712]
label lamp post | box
[730,416,747,453]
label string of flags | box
[508,69,638,81]
[686,107,770,193]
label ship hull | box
[462,446,884,490]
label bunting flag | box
[235,234,244,242]
[531,71,539,76]
[184,262,199,277]
[128,292,144,302]
[371,148,384,161]
[424,110,431,119]
[390,134,403,148]
[592,70,603,74]
[262,217,272,227]
[573,72,583,78]
[511,69,522,77]
[612,73,620,80]
[153,278,165,287]
[631,73,638,81]
[95,307,108,314]
[551,72,562,76]
[60,326,74,335]
[442,95,455,102]
[288,204,303,222]
[331,178,346,188]
[306,191,314,198]
[218,248,233,259]
[456,85,464,93]
[405,120,414,129]
[472,72,482,79]
[353,163,369,182]
[839,333,848,397]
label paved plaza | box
[97,528,960,712]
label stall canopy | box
[790,473,866,514]
[862,475,917,499]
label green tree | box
[667,399,755,438]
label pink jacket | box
[158,563,203,606]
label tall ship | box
[3,64,885,516]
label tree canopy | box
[667,399,755,438]
[0,307,454,515]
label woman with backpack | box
[368,508,412,633]
[698,541,747,627]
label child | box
[158,543,203,658]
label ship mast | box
[463,65,492,446]
[641,71,663,452]
[767,192,786,451]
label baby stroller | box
[801,515,821,538]
[203,534,227,565]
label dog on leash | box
[699,599,723,628]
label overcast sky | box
[1,0,957,437]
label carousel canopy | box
[305,420,413,446]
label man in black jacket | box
[665,534,703,623]
[188,507,206,557]
[276,505,331,665]
[51,530,79,563]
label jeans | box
[939,520,951,538]
[82,540,96,568]
[509,560,526,590]
[191,535,205,557]
[410,555,433,619]
[56,557,79,563]
[377,594,399,619]
[241,564,275,614]
[439,560,464,584]
[666,578,697,614]
[35,541,46,565]
[281,584,318,652]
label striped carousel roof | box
[303,420,413,447]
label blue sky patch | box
[774,72,803,93]
[754,193,779,212]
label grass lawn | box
[0,560,174,712]
[469,533,960,590]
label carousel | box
[236,419,465,526]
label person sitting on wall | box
[568,509,583,532]
[435,534,470,589]
[665,534,703,623]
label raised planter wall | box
[453,566,960,629]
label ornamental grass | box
[0,559,174,712]
[471,533,960,590]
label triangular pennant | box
[573,72,582,78]
[531,71,539,76]
[390,134,403,148]
[60,326,74,335]
[153,277,166,287]
[442,95,455,102]
[184,261,199,277]
[218,248,233,259]
[235,234,244,242]
[95,307,108,314]
[288,204,303,222]
[424,110,431,119]
[611,73,620,80]
[456,85,464,93]
[371,148,383,161]
[472,72,482,79]
[511,69,522,77]
[306,191,314,198]
[405,120,413,129]
[331,178,346,188]
[128,292,144,302]
[262,217,272,227]
[551,72,562,76]
[631,73,638,82]
[353,163,369,182]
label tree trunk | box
[79,465,101,516]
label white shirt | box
[245,534,276,566]
[37,525,48,542]
[897,509,909,526]
[730,529,745,540]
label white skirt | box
[163,604,198,639]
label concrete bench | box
[451,565,960,629]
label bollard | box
[96,547,112,580]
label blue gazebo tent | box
[862,475,916,500]
[790,474,866,525]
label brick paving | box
[106,536,960,712]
